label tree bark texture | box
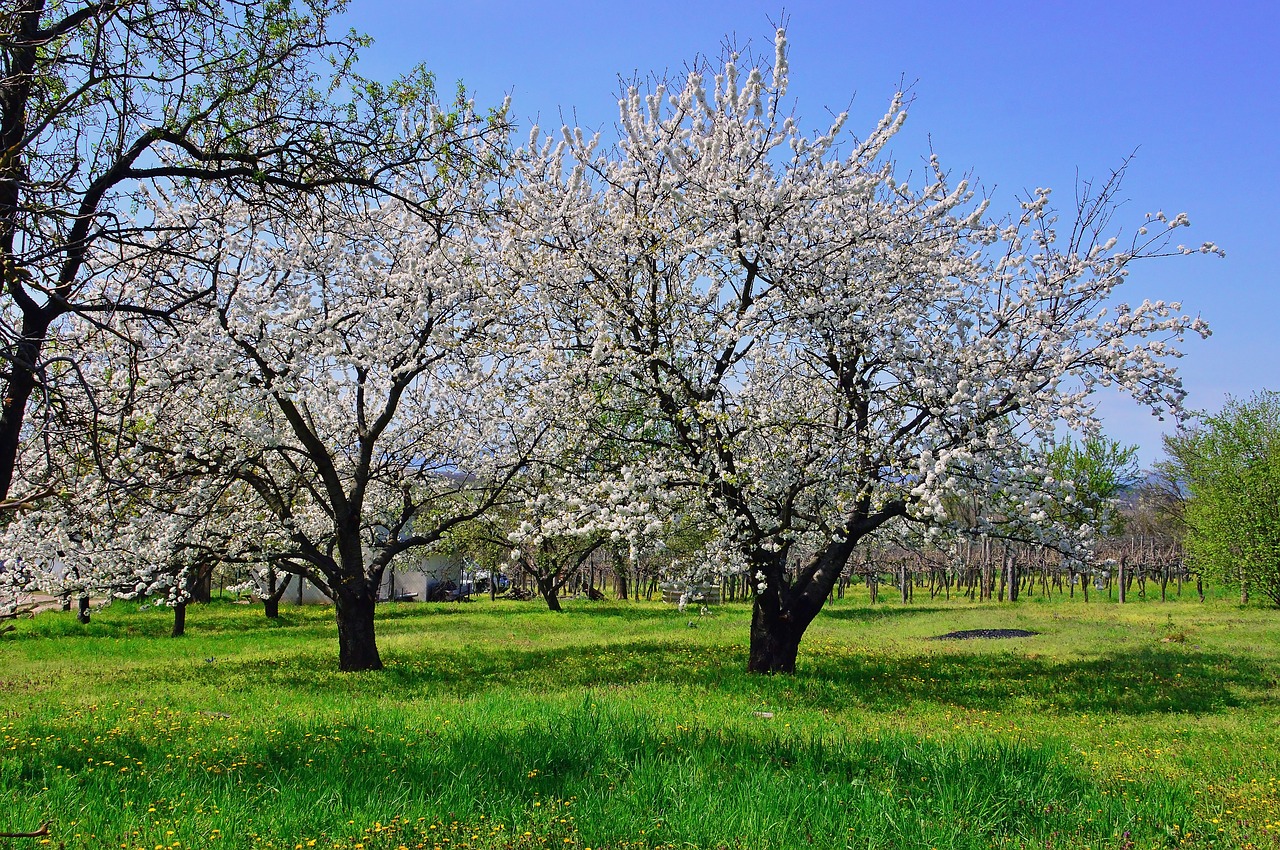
[537,576,563,612]
[745,505,906,674]
[191,567,213,604]
[263,571,292,619]
[746,544,846,674]
[172,602,186,637]
[747,596,805,674]
[334,590,382,671]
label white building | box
[277,552,464,605]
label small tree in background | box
[1164,391,1280,606]
[1043,436,1141,600]
[1044,437,1140,538]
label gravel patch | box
[929,628,1039,640]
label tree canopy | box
[510,29,1213,672]
[0,24,1220,672]
[1,127,539,669]
[1164,391,1280,606]
[0,0,484,502]
[1043,436,1140,538]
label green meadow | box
[1,592,1278,850]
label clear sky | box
[337,1,1278,467]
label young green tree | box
[1044,436,1140,538]
[1163,391,1280,606]
[1043,435,1140,600]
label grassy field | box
[1,589,1278,850]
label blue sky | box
[337,1,1277,466]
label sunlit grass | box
[1,592,1278,848]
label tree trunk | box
[746,540,857,675]
[263,572,291,619]
[334,590,382,672]
[615,559,628,600]
[981,538,992,600]
[172,602,186,637]
[0,320,50,501]
[536,575,562,612]
[1117,557,1127,604]
[748,596,804,674]
[191,567,213,604]
[76,595,90,624]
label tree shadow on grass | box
[143,634,1277,719]
[473,600,699,621]
[16,698,1200,850]
[820,605,952,622]
[796,645,1272,715]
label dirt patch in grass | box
[930,628,1039,640]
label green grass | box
[1,591,1278,849]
